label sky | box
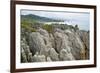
[21,10,90,31]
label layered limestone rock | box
[29,32,46,55]
[48,48,59,61]
[21,39,33,62]
[21,27,89,62]
[59,49,75,61]
[32,52,46,62]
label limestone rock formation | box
[48,48,59,61]
[21,39,33,62]
[29,32,46,55]
[59,49,75,61]
[21,27,89,62]
[33,52,46,62]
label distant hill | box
[21,14,62,22]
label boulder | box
[48,48,59,61]
[21,48,28,62]
[54,29,85,60]
[77,30,89,59]
[33,52,46,62]
[59,48,75,61]
[29,32,46,55]
[21,39,33,62]
[46,56,52,62]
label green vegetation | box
[21,14,80,34]
[21,14,80,33]
[42,24,54,33]
[52,24,76,31]
[21,21,36,32]
[21,20,79,33]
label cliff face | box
[21,25,89,63]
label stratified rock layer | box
[21,27,89,62]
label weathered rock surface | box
[77,30,89,59]
[21,27,89,62]
[21,39,33,62]
[46,56,52,62]
[29,32,46,55]
[59,49,75,61]
[48,48,59,61]
[33,52,46,62]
